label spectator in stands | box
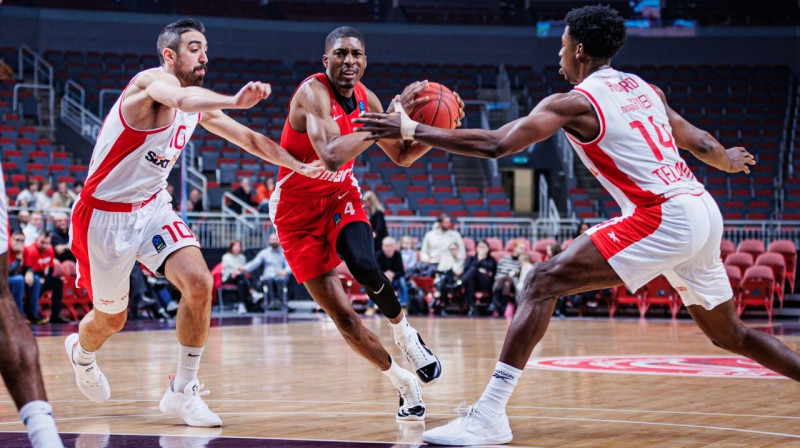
[363,191,387,252]
[128,263,163,320]
[16,182,39,210]
[22,211,44,245]
[23,231,67,324]
[0,57,13,81]
[491,242,526,316]
[164,184,178,210]
[241,233,290,311]
[516,252,536,299]
[399,235,419,274]
[14,210,30,233]
[254,177,275,214]
[418,213,465,277]
[221,239,253,314]
[35,180,52,211]
[50,212,75,263]
[183,188,203,213]
[72,181,83,197]
[374,236,407,314]
[576,221,590,236]
[230,177,256,214]
[462,239,497,316]
[50,181,77,210]
[8,231,45,324]
[433,242,466,316]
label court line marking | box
[3,398,799,421]
[1,409,799,440]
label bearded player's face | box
[174,30,208,87]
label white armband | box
[394,102,418,140]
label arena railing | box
[11,207,800,252]
[61,80,103,143]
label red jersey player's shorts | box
[269,186,369,284]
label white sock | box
[174,344,204,392]
[19,401,63,448]
[72,341,95,366]
[381,356,412,386]
[477,362,523,415]
[391,314,412,341]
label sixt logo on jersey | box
[145,151,171,169]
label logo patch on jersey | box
[527,355,783,379]
[333,213,342,226]
[152,235,167,253]
[358,100,366,113]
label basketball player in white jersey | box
[64,18,323,427]
[0,166,63,447]
[356,5,800,445]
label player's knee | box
[707,323,747,352]
[101,310,128,333]
[333,313,365,343]
[182,270,214,302]
[519,261,565,304]
[348,259,381,289]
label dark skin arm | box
[355,91,598,159]
[288,78,432,171]
[652,85,754,173]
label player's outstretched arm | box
[200,110,324,178]
[374,81,436,167]
[356,93,578,160]
[289,79,376,172]
[653,85,755,174]
[139,71,271,113]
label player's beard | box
[176,57,206,86]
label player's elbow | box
[319,153,342,172]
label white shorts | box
[587,191,732,310]
[70,191,199,314]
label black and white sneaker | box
[396,330,442,384]
[393,371,425,421]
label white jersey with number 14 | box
[565,67,705,215]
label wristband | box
[394,102,418,140]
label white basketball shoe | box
[65,333,111,403]
[422,402,513,445]
[391,369,425,421]
[159,376,222,427]
[395,328,442,384]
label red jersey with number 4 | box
[565,68,705,215]
[276,73,368,197]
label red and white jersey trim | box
[565,68,704,211]
[83,68,200,204]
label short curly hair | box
[564,5,626,60]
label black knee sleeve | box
[337,222,402,318]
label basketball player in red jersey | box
[271,26,462,420]
[0,166,63,447]
[357,5,800,444]
[63,18,323,427]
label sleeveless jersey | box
[565,68,704,214]
[83,68,200,204]
[277,73,368,197]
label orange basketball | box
[408,82,459,129]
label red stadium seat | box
[724,252,754,277]
[737,239,766,259]
[737,266,775,321]
[642,276,681,319]
[768,240,797,293]
[609,284,646,319]
[755,253,787,307]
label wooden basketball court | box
[1,315,800,447]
